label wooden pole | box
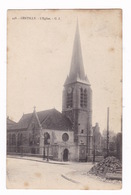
[93,127,96,163]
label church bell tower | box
[62,22,93,161]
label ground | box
[6,156,122,190]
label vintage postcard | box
[7,9,122,190]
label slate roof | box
[7,118,16,125]
[39,109,72,130]
[7,108,73,131]
[7,118,17,130]
[64,21,90,86]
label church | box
[7,22,93,162]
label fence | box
[7,145,54,159]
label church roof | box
[65,21,90,85]
[7,117,16,129]
[7,108,73,131]
[38,109,72,130]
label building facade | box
[7,23,93,162]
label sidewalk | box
[7,155,74,165]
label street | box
[6,157,121,190]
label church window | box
[7,135,9,146]
[80,140,84,145]
[84,89,87,107]
[80,88,84,107]
[81,129,84,134]
[44,132,50,145]
[20,134,23,145]
[12,134,16,145]
[80,88,87,108]
[37,137,40,145]
[9,134,12,145]
[18,133,23,146]
[29,133,32,146]
[62,133,69,142]
[17,133,20,146]
[66,88,73,108]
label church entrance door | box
[63,149,69,161]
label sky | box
[7,9,122,133]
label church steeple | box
[62,21,93,160]
[65,21,90,85]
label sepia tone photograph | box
[7,9,122,190]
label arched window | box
[7,134,9,146]
[44,132,50,145]
[17,133,20,146]
[81,129,84,134]
[12,134,16,145]
[20,134,23,145]
[66,87,73,108]
[9,134,12,145]
[80,140,84,145]
[29,133,32,145]
[84,89,87,107]
[80,88,87,108]
[18,133,23,146]
[80,88,84,107]
[37,137,40,145]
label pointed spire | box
[65,20,90,85]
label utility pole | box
[93,127,96,163]
[107,107,109,157]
